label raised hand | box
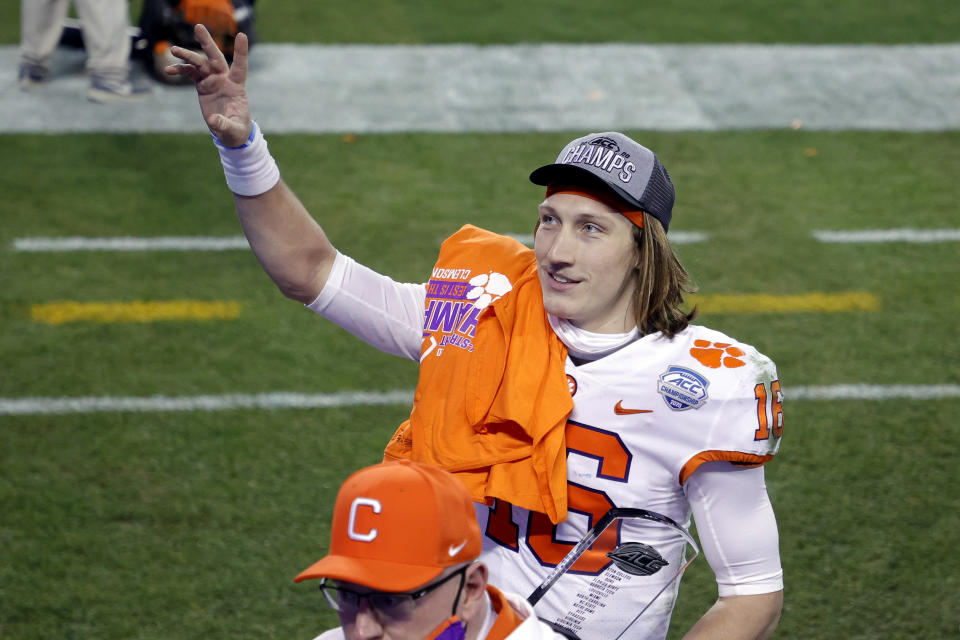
[166,23,252,148]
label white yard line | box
[813,229,960,243]
[1,385,956,415]
[505,231,708,246]
[787,384,960,400]
[15,233,706,252]
[19,228,959,253]
[0,390,416,415]
[13,236,250,252]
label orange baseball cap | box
[294,460,482,592]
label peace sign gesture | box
[166,23,252,148]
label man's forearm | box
[682,591,783,640]
[234,179,337,303]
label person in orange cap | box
[295,459,575,640]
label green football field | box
[2,2,959,639]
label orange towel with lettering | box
[384,225,573,524]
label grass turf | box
[3,1,960,45]
[2,1,959,636]
[1,130,958,638]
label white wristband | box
[213,121,281,197]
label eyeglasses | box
[319,566,468,621]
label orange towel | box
[384,225,573,524]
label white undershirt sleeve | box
[305,252,426,361]
[684,461,784,597]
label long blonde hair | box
[630,213,697,338]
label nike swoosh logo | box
[614,400,653,415]
[448,540,468,557]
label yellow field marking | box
[689,292,880,314]
[30,293,877,324]
[31,300,242,325]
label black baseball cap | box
[530,132,675,232]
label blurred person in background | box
[134,0,254,84]
[18,0,150,102]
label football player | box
[169,26,784,640]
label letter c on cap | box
[347,497,381,542]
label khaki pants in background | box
[19,0,132,82]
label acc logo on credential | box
[657,366,709,411]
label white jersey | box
[309,250,784,640]
[474,326,782,639]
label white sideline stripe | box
[814,228,960,243]
[505,231,708,246]
[13,236,250,252]
[3,44,959,133]
[1,385,956,415]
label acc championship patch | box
[658,366,709,411]
[607,542,669,576]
